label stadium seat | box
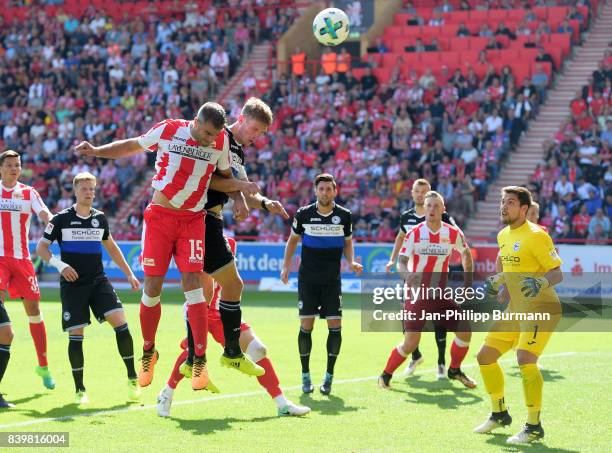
[419,52,441,67]
[507,9,525,22]
[439,51,461,68]
[488,10,508,22]
[459,50,480,65]
[469,37,488,51]
[373,68,392,84]
[450,37,470,52]
[519,48,539,62]
[469,10,488,23]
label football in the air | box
[312,7,350,46]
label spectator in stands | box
[572,203,591,238]
[557,19,574,35]
[535,46,557,71]
[457,23,471,37]
[479,23,493,37]
[428,11,444,26]
[588,207,610,237]
[495,22,516,40]
[532,64,550,101]
[209,45,230,82]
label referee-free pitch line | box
[0,352,582,429]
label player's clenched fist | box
[61,266,79,282]
[75,141,98,157]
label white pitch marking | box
[0,351,581,429]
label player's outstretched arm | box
[386,230,406,273]
[75,138,144,159]
[209,173,260,196]
[36,239,79,282]
[102,236,140,291]
[281,232,301,284]
[344,238,363,275]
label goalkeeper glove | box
[520,276,549,298]
[484,273,505,296]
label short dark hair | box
[197,102,226,129]
[314,173,336,189]
[0,150,20,166]
[501,186,533,207]
[241,97,273,126]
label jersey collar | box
[73,204,93,219]
[0,182,18,191]
[316,202,336,217]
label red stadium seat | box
[548,33,571,57]
[444,10,470,23]
[351,68,366,80]
[449,37,470,52]
[460,50,480,65]
[488,10,508,22]
[507,9,525,22]
[469,10,488,23]
[533,7,549,20]
[394,13,413,26]
[439,51,461,68]
[519,48,539,62]
[373,68,392,85]
[469,37,488,51]
[419,52,441,67]
[542,43,563,69]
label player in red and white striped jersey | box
[0,150,55,396]
[75,102,261,391]
[378,191,478,390]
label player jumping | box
[379,191,477,390]
[157,237,311,417]
[76,102,261,390]
[37,172,141,404]
[474,186,563,444]
[0,150,55,391]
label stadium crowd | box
[1,0,609,244]
[0,0,296,239]
[528,50,612,243]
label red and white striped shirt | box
[399,222,467,274]
[0,182,48,259]
[138,119,231,212]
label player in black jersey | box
[386,178,461,380]
[179,97,289,378]
[36,173,141,405]
[281,174,363,395]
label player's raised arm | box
[102,236,140,291]
[209,173,260,196]
[75,137,144,159]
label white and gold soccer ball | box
[312,8,350,46]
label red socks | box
[256,358,282,398]
[140,300,161,351]
[186,302,208,357]
[29,318,47,367]
[450,338,469,369]
[384,346,408,375]
[168,349,188,389]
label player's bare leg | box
[181,272,209,390]
[212,265,263,376]
[447,330,477,389]
[474,345,512,434]
[299,316,315,393]
[320,318,341,395]
[22,298,54,389]
[0,306,15,408]
[138,275,163,387]
[106,310,140,402]
[379,331,421,389]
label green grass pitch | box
[0,288,610,452]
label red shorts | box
[140,204,206,276]
[403,297,466,332]
[0,257,40,301]
[208,308,250,346]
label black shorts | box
[298,280,342,319]
[204,214,234,274]
[60,278,123,331]
[0,300,10,327]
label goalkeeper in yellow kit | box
[474,186,563,444]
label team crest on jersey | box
[91,218,100,228]
[441,238,450,244]
[513,242,520,252]
[12,192,23,199]
[298,300,303,310]
[550,249,559,259]
[63,311,71,321]
[332,216,341,225]
[44,223,54,235]
[292,218,298,229]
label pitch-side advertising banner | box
[33,242,612,288]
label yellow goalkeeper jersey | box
[497,220,563,309]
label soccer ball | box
[312,8,350,46]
